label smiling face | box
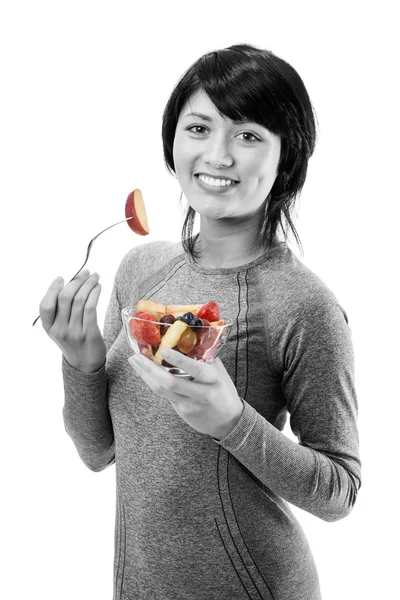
[173,89,281,222]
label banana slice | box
[155,320,188,360]
[135,301,203,316]
[136,300,166,314]
[166,304,202,315]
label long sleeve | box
[61,263,124,472]
[217,290,361,522]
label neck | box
[193,213,268,268]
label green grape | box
[177,328,197,354]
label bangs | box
[194,50,285,135]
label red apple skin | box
[125,189,149,236]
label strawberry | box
[133,311,153,319]
[196,301,220,322]
[129,312,161,345]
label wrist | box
[213,398,244,441]
[63,355,106,374]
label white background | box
[1,1,399,598]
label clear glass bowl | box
[122,306,233,379]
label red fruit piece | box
[133,311,155,320]
[196,302,220,322]
[197,327,219,352]
[129,313,161,345]
[186,345,203,360]
[159,314,176,336]
[138,342,153,359]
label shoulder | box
[115,239,184,282]
[266,244,349,325]
[263,245,353,375]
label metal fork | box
[32,216,135,326]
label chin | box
[187,199,225,219]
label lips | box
[195,173,239,183]
[194,174,238,193]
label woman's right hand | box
[39,269,107,373]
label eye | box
[186,125,260,143]
[236,132,260,143]
[187,125,208,135]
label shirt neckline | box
[183,240,287,274]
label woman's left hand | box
[128,348,244,440]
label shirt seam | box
[256,267,281,379]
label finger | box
[129,355,191,402]
[39,276,65,330]
[55,269,91,325]
[82,281,102,331]
[129,353,217,400]
[68,272,100,329]
[160,348,218,384]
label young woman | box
[39,43,361,599]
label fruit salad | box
[127,300,228,370]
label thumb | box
[128,355,137,368]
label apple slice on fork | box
[125,189,149,235]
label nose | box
[203,133,234,168]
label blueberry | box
[175,316,186,323]
[189,317,204,331]
[182,312,195,324]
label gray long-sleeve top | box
[62,240,361,600]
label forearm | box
[216,400,360,522]
[62,355,115,472]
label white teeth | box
[198,175,235,187]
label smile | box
[195,174,238,191]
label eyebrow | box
[183,112,249,125]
